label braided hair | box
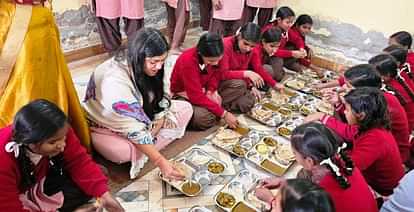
[11,99,67,191]
[291,122,354,189]
[369,54,414,102]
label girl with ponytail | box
[289,122,377,212]
[369,54,414,131]
[383,45,414,84]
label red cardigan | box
[319,168,378,212]
[388,78,414,131]
[322,92,411,163]
[287,26,311,67]
[262,23,293,58]
[407,52,414,69]
[0,126,108,212]
[170,47,244,117]
[220,36,277,87]
[349,128,403,195]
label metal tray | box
[247,104,286,127]
[276,115,305,139]
[211,127,263,158]
[214,170,268,212]
[159,147,228,196]
[245,135,295,176]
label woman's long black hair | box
[282,179,335,212]
[127,28,170,120]
[291,122,353,189]
[12,99,67,191]
[390,31,412,49]
[344,87,390,133]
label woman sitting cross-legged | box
[83,28,193,179]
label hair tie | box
[320,158,341,176]
[337,142,347,154]
[5,141,23,158]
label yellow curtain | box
[0,0,91,149]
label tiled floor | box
[68,27,302,211]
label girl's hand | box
[151,117,165,136]
[99,192,125,212]
[273,83,285,93]
[251,87,262,101]
[158,157,185,181]
[259,177,283,189]
[254,187,275,204]
[292,50,307,59]
[224,112,239,129]
[303,112,325,123]
[244,71,265,88]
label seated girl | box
[170,32,247,130]
[285,14,324,75]
[325,87,403,196]
[389,31,414,69]
[369,54,414,131]
[255,178,335,212]
[259,122,377,212]
[262,6,307,80]
[83,28,193,179]
[0,99,123,212]
[384,45,414,85]
[219,22,284,106]
[306,64,411,165]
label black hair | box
[291,122,353,189]
[390,31,412,49]
[344,64,382,88]
[281,179,335,212]
[369,54,414,103]
[344,87,390,133]
[197,32,224,57]
[238,22,262,43]
[261,27,283,43]
[383,45,414,79]
[276,6,295,20]
[294,14,313,27]
[127,28,170,120]
[383,45,408,65]
[12,99,67,191]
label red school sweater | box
[287,26,311,66]
[262,23,293,58]
[170,47,244,117]
[322,92,411,163]
[407,52,414,70]
[0,126,108,212]
[319,168,378,212]
[220,36,277,87]
[388,78,414,131]
[350,128,404,196]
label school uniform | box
[198,0,212,31]
[388,78,414,131]
[242,0,277,27]
[407,52,414,69]
[162,0,191,49]
[252,43,284,82]
[286,26,312,67]
[170,47,246,130]
[94,0,144,53]
[209,0,245,37]
[322,92,411,164]
[0,126,108,211]
[261,24,303,80]
[320,121,404,195]
[319,168,378,212]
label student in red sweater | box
[306,64,411,165]
[262,7,307,81]
[384,45,414,85]
[219,22,284,103]
[369,54,414,131]
[292,122,378,212]
[256,178,335,212]
[389,31,414,69]
[285,14,324,75]
[170,32,253,130]
[329,88,404,195]
[0,99,123,212]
